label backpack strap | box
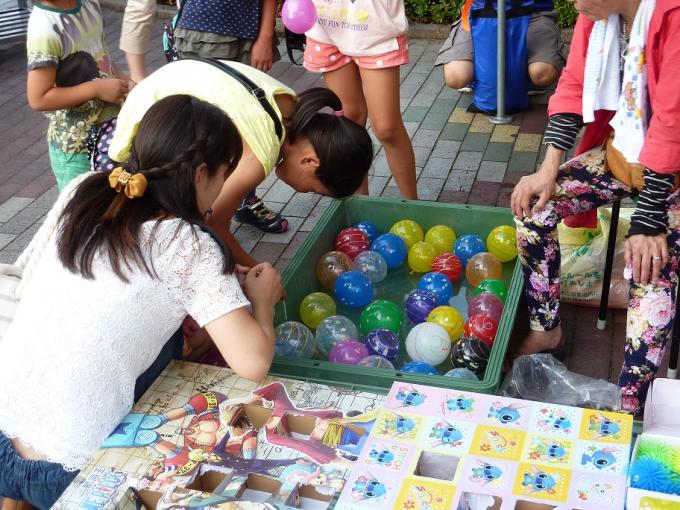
[184,57,284,141]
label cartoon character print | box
[488,401,524,426]
[536,409,574,435]
[395,385,427,408]
[469,459,504,487]
[402,484,434,510]
[351,473,388,503]
[575,478,619,505]
[580,444,621,473]
[377,411,420,441]
[587,413,623,441]
[526,436,571,464]
[428,419,464,448]
[441,394,474,415]
[521,466,559,494]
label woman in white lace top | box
[0,95,284,509]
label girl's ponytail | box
[288,88,373,198]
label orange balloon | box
[316,251,353,290]
[465,252,503,288]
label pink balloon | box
[467,293,504,323]
[282,0,317,34]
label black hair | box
[57,95,243,281]
[56,51,100,87]
[287,88,373,197]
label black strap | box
[184,57,283,141]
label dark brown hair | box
[57,95,243,281]
[288,88,373,197]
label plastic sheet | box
[500,353,622,411]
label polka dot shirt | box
[177,0,260,40]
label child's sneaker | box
[457,82,474,93]
[235,195,289,233]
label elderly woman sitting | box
[510,0,680,414]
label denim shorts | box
[0,329,183,508]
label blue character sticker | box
[381,412,417,438]
[442,394,474,415]
[488,402,524,425]
[395,385,426,408]
[429,419,465,448]
[351,473,388,502]
[470,460,503,486]
[522,467,558,493]
[588,413,622,440]
[581,446,619,471]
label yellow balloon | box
[408,242,437,273]
[389,220,424,249]
[424,225,457,255]
[487,225,518,262]
[299,292,336,329]
[427,306,464,342]
[466,252,503,287]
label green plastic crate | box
[269,196,522,395]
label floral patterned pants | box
[515,147,680,414]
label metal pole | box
[598,201,620,330]
[490,0,513,124]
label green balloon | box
[472,279,508,303]
[360,300,403,335]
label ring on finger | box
[652,256,662,261]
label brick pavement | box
[0,6,634,384]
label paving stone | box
[0,196,31,222]
[403,121,420,137]
[417,177,445,201]
[0,233,16,250]
[281,231,311,259]
[469,114,494,134]
[300,204,329,232]
[437,87,461,100]
[263,179,295,203]
[370,154,391,177]
[514,133,543,152]
[452,151,483,171]
[233,224,264,253]
[508,151,539,173]
[491,124,519,143]
[368,176,389,196]
[421,112,449,130]
[448,107,474,124]
[477,161,508,183]
[484,142,514,162]
[414,146,433,167]
[402,105,428,122]
[455,93,473,108]
[468,181,501,206]
[249,241,286,264]
[282,193,321,217]
[411,129,440,148]
[0,203,48,235]
[461,132,491,152]
[380,186,401,198]
[432,98,457,113]
[430,140,461,159]
[261,216,303,244]
[0,250,21,264]
[274,258,291,273]
[439,122,469,141]
[422,157,453,179]
[438,189,469,204]
[444,169,477,193]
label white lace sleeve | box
[161,223,250,327]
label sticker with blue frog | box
[576,441,627,475]
[579,411,632,444]
[524,435,573,466]
[487,400,527,428]
[440,392,477,419]
[361,440,412,472]
[425,417,474,452]
[531,404,581,437]
[465,457,514,490]
[345,471,393,507]
[375,409,423,442]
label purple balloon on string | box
[281,0,318,34]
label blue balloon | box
[401,360,438,375]
[334,270,373,308]
[355,221,379,243]
[371,233,407,270]
[454,234,486,267]
[417,272,453,306]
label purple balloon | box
[364,328,400,361]
[404,289,438,324]
[468,293,504,323]
[329,340,369,365]
[281,0,317,34]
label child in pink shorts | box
[304,1,417,199]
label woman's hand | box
[238,263,284,307]
[511,146,562,219]
[625,233,669,285]
[96,78,129,104]
[250,36,274,72]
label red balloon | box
[335,228,370,260]
[431,253,463,283]
[464,314,498,347]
